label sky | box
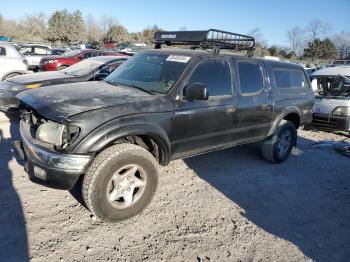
[1,0,349,46]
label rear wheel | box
[57,65,68,70]
[4,73,20,80]
[82,144,159,222]
[261,120,297,163]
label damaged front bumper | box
[15,120,93,189]
[312,113,350,131]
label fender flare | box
[267,106,301,137]
[74,123,171,165]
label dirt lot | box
[0,112,349,262]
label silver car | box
[19,44,52,71]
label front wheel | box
[261,120,297,163]
[82,143,159,222]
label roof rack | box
[154,29,255,56]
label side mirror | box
[76,55,84,60]
[183,83,209,101]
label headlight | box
[332,106,350,116]
[36,122,80,147]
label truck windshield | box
[105,52,190,94]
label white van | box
[310,66,350,133]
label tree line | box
[0,10,162,45]
[251,20,350,62]
[0,10,349,61]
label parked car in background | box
[331,60,350,65]
[51,48,67,56]
[310,66,350,133]
[86,41,101,49]
[0,56,127,112]
[0,42,28,81]
[70,42,86,50]
[39,49,125,71]
[305,68,317,79]
[19,44,52,71]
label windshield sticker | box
[166,55,191,63]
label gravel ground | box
[0,112,349,262]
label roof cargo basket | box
[154,29,255,56]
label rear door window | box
[20,47,33,55]
[188,59,232,97]
[273,68,307,88]
[291,70,307,88]
[83,52,94,58]
[0,47,6,56]
[273,69,291,88]
[237,61,264,94]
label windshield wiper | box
[148,89,165,94]
[117,82,157,95]
[104,79,118,86]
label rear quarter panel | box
[263,61,314,129]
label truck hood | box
[17,81,153,122]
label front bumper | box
[312,113,350,131]
[16,120,93,189]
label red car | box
[39,49,125,71]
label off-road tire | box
[82,143,159,223]
[261,120,297,163]
[57,65,68,70]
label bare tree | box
[333,31,350,59]
[247,28,262,41]
[100,14,119,34]
[306,19,332,41]
[86,14,103,42]
[17,13,47,42]
[287,26,305,57]
[142,25,162,44]
[0,14,18,38]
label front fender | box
[73,122,171,165]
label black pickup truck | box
[15,30,314,222]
